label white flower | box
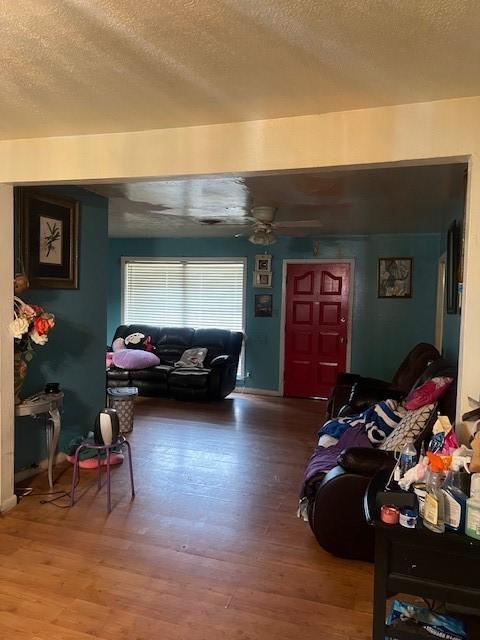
[9,317,29,339]
[30,330,48,346]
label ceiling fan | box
[236,206,324,245]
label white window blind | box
[123,258,245,373]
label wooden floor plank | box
[1,394,372,639]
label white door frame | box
[278,258,355,396]
[0,185,16,513]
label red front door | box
[284,262,350,399]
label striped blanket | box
[318,399,406,448]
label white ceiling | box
[87,163,466,238]
[2,1,480,140]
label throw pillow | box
[174,348,207,368]
[112,337,125,352]
[379,403,435,452]
[124,332,155,353]
[112,349,160,370]
[404,376,453,411]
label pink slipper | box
[66,453,124,469]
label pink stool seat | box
[67,452,124,469]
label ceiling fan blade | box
[276,229,307,237]
[275,220,324,228]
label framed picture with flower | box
[378,257,413,298]
[21,189,79,289]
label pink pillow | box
[112,349,160,370]
[404,376,453,410]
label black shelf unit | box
[373,522,480,640]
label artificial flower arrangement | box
[10,296,55,401]
[11,296,55,346]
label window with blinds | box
[122,258,246,373]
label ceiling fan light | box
[248,228,277,245]
[249,230,266,244]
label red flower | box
[33,317,51,336]
[30,304,44,316]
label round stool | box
[70,435,135,513]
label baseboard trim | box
[1,494,18,513]
[14,452,67,484]
[234,387,282,397]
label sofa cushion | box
[130,365,173,382]
[169,367,211,390]
[156,328,195,363]
[191,329,234,364]
[107,368,130,382]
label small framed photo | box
[253,271,272,288]
[21,189,79,289]
[255,254,272,272]
[378,257,412,298]
[255,294,273,317]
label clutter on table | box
[380,413,480,540]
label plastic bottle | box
[423,467,445,533]
[399,441,418,479]
[465,473,480,540]
[442,459,468,533]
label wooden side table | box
[373,521,480,639]
[15,392,64,489]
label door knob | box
[340,317,346,323]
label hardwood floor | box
[1,393,373,639]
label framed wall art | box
[378,257,412,298]
[253,271,272,288]
[255,294,273,317]
[21,189,79,289]
[255,254,272,272]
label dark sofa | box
[305,358,457,561]
[107,324,244,400]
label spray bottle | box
[423,455,445,534]
[442,458,469,533]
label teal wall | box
[108,233,442,391]
[15,187,108,473]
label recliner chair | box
[326,343,441,419]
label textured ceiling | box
[2,1,480,140]
[87,163,467,238]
